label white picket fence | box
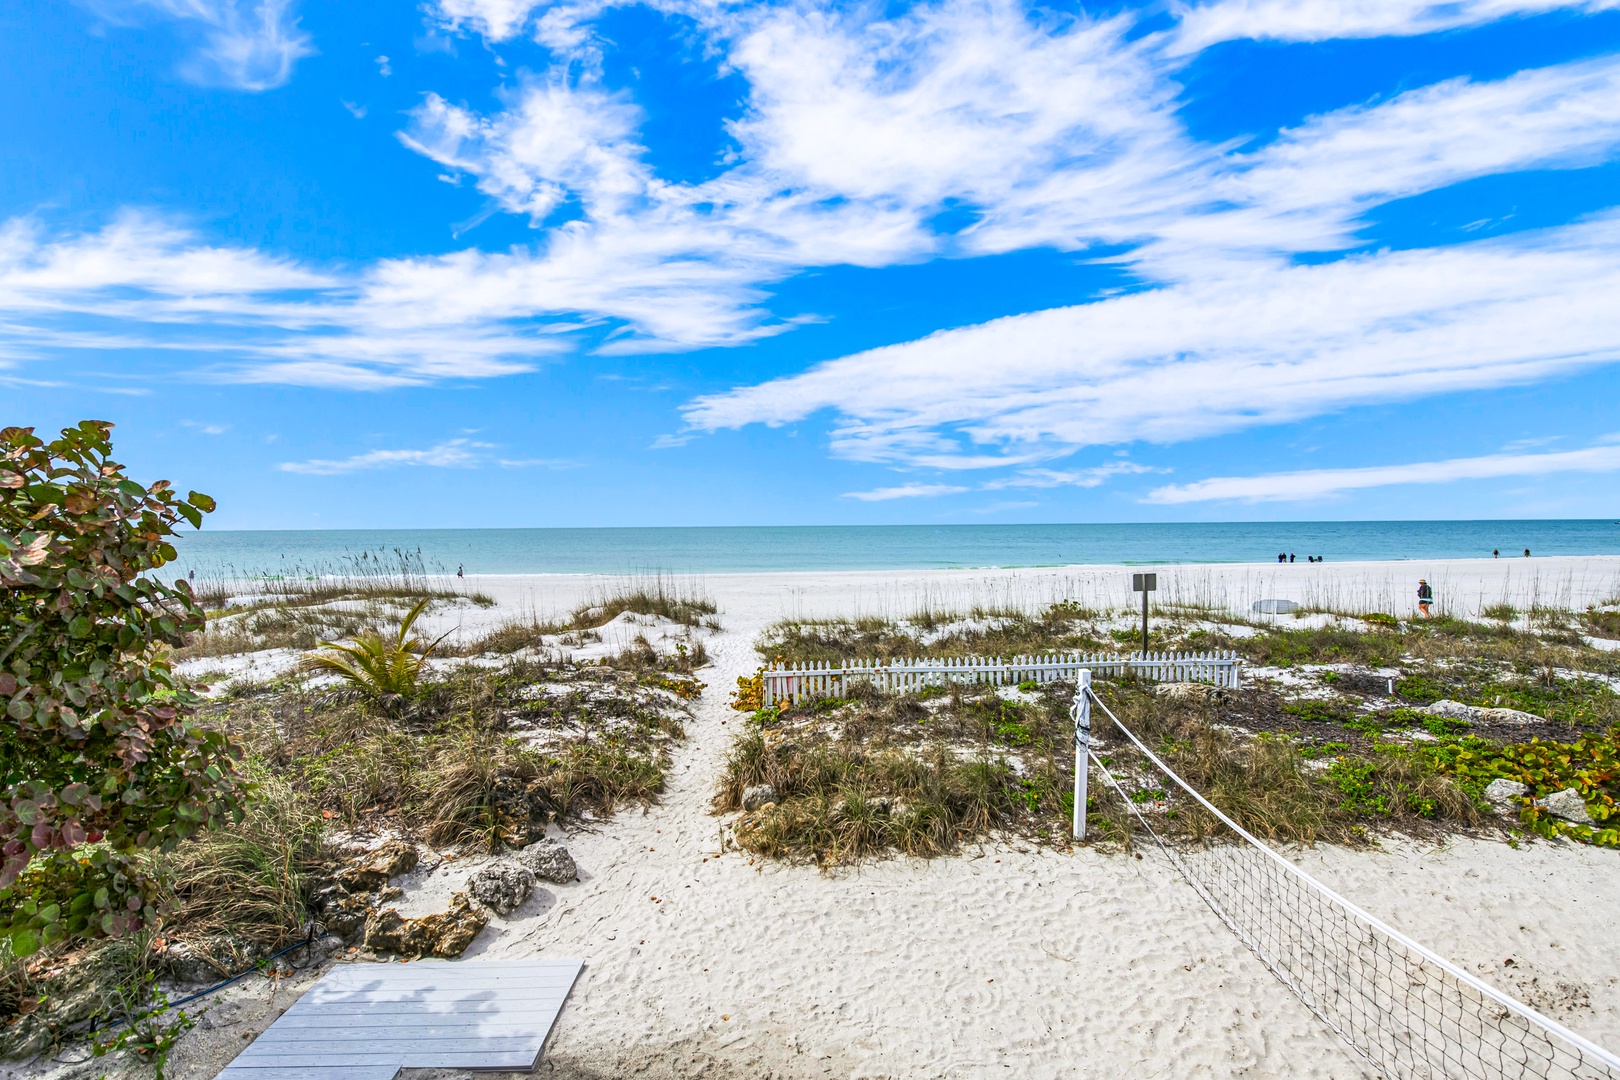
[760,650,1241,706]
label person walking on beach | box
[1524,548,1531,558]
[1493,549,1499,558]
[1289,552,1295,563]
[457,564,464,578]
[1417,579,1433,618]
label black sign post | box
[1131,572,1157,656]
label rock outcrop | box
[364,892,487,958]
[1152,682,1228,705]
[1423,700,1543,726]
[742,784,778,811]
[1539,788,1594,825]
[468,861,536,915]
[1483,778,1529,812]
[517,838,578,884]
[335,839,419,892]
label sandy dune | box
[23,557,1620,1079]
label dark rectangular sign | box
[1132,573,1158,592]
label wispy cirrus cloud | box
[841,483,970,501]
[277,439,492,475]
[1167,0,1620,55]
[89,0,314,90]
[983,463,1161,489]
[5,0,1617,458]
[1145,444,1620,503]
[686,213,1620,466]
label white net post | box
[1071,668,1091,839]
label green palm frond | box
[299,598,445,700]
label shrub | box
[0,422,242,956]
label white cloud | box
[7,0,1619,438]
[102,0,314,90]
[383,11,1620,364]
[181,420,230,435]
[685,214,1620,464]
[277,439,491,475]
[983,463,1160,488]
[401,84,651,225]
[1145,443,1620,503]
[1168,0,1620,55]
[841,483,970,501]
[431,0,544,41]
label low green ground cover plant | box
[1412,731,1619,846]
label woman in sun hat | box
[1417,579,1433,618]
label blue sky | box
[4,0,1620,528]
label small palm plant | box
[299,598,445,707]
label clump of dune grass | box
[146,774,329,970]
[450,577,719,658]
[715,681,1082,864]
[715,728,1031,862]
[211,656,687,847]
[758,603,1109,665]
[571,576,719,630]
[1097,687,1480,846]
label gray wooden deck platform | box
[216,958,583,1080]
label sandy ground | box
[444,553,1620,629]
[19,557,1620,1079]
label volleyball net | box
[1081,685,1620,1080]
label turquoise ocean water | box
[168,521,1620,577]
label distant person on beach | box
[1278,552,1285,563]
[1289,552,1295,563]
[1524,548,1531,557]
[457,564,464,578]
[1417,579,1433,618]
[1493,549,1499,558]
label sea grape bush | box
[0,421,243,955]
[1417,731,1619,847]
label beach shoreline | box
[421,555,1620,630]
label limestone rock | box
[742,784,778,811]
[1477,707,1544,726]
[1153,682,1227,705]
[1425,700,1479,721]
[1539,788,1594,825]
[0,1016,50,1061]
[517,838,578,884]
[313,888,371,942]
[364,892,487,958]
[1484,778,1529,811]
[158,934,265,985]
[44,982,110,1026]
[336,839,419,893]
[469,861,536,916]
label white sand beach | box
[441,553,1620,641]
[18,556,1620,1080]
